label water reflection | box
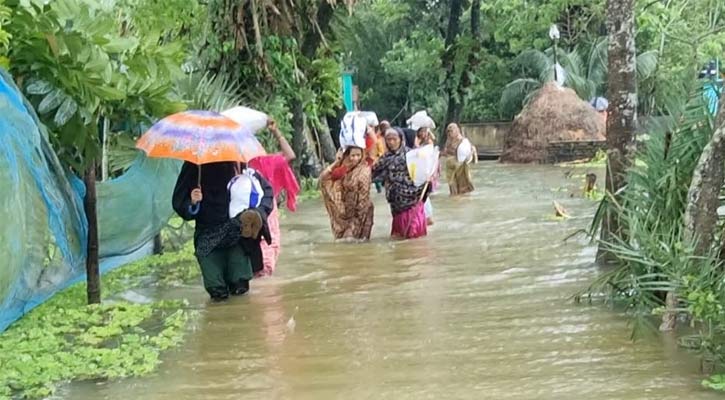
[59,162,720,400]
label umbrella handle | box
[192,163,202,215]
[190,202,201,215]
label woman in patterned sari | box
[320,145,374,241]
[372,128,428,239]
[442,123,475,196]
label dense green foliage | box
[580,90,725,388]
[336,0,724,123]
[4,0,189,170]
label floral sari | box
[320,150,374,240]
[371,129,427,239]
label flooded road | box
[60,162,719,399]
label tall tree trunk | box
[290,0,337,172]
[316,118,337,163]
[452,0,482,124]
[291,98,306,178]
[300,1,335,59]
[153,233,163,255]
[597,0,638,263]
[441,0,464,145]
[683,96,725,256]
[84,160,101,304]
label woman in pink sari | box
[248,119,299,276]
[371,128,428,239]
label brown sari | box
[320,152,374,240]
[443,136,475,196]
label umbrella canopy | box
[136,110,267,165]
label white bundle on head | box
[227,169,264,218]
[221,106,269,133]
[340,113,368,149]
[357,111,379,127]
[406,110,436,130]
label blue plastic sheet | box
[0,70,181,332]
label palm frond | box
[499,78,541,117]
[108,133,141,175]
[587,37,608,89]
[565,69,596,100]
[175,72,245,112]
[559,48,584,78]
[514,49,551,77]
[583,37,658,92]
[583,88,717,329]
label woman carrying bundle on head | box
[442,123,475,196]
[372,128,429,240]
[320,115,375,241]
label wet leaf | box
[102,61,113,83]
[54,97,78,126]
[102,37,138,53]
[26,80,53,95]
[92,85,125,100]
[38,89,64,114]
[85,53,107,73]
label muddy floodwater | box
[59,162,720,400]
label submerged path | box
[62,162,718,400]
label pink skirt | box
[256,203,281,277]
[391,202,427,239]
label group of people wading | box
[172,114,476,301]
[321,116,477,242]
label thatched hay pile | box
[500,82,605,163]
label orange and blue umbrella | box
[136,110,267,185]
[136,110,266,164]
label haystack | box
[500,82,605,163]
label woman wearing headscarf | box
[173,161,274,301]
[442,123,475,196]
[247,119,300,277]
[320,144,375,241]
[372,128,428,239]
